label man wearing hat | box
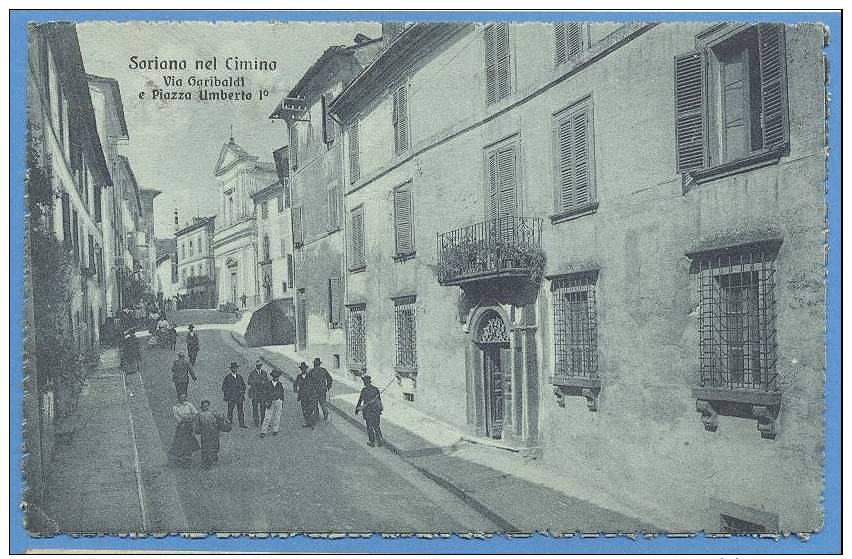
[221,362,247,428]
[259,368,286,437]
[186,324,200,366]
[355,374,384,447]
[306,357,333,421]
[293,362,317,428]
[247,359,271,428]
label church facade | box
[211,137,278,309]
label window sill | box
[392,252,416,263]
[548,374,601,411]
[326,225,341,234]
[683,146,787,192]
[348,265,366,274]
[394,366,418,379]
[692,385,782,439]
[549,202,599,224]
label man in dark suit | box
[307,357,333,421]
[221,362,247,428]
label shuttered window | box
[393,182,414,256]
[553,98,596,213]
[292,206,303,247]
[321,92,335,144]
[349,122,361,184]
[289,126,299,170]
[286,254,295,288]
[392,84,409,156]
[485,141,518,240]
[675,24,788,174]
[484,23,511,105]
[327,182,340,231]
[554,22,586,66]
[349,205,366,270]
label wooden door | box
[483,345,505,439]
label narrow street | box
[130,327,498,533]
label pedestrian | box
[293,362,316,428]
[186,324,200,366]
[259,369,286,437]
[240,293,247,308]
[169,393,200,466]
[355,375,384,447]
[221,362,248,428]
[171,352,197,400]
[307,357,333,421]
[195,399,231,469]
[121,331,141,375]
[168,324,178,351]
[247,359,270,428]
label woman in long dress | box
[170,393,199,466]
[195,400,231,469]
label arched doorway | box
[475,310,511,439]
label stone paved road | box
[134,329,496,534]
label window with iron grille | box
[691,241,779,391]
[484,23,511,105]
[327,277,342,328]
[392,83,409,156]
[394,296,417,370]
[554,22,587,66]
[347,304,366,366]
[552,271,598,379]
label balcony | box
[436,216,545,286]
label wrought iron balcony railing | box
[436,216,544,286]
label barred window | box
[347,304,366,366]
[394,296,417,370]
[552,271,598,378]
[691,241,779,391]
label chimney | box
[381,23,407,49]
[174,209,179,232]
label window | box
[394,296,417,370]
[691,241,779,391]
[289,126,299,170]
[286,254,295,288]
[484,23,511,105]
[347,304,367,367]
[262,235,270,262]
[327,277,342,328]
[349,122,361,183]
[485,139,518,240]
[393,182,414,256]
[292,207,304,247]
[229,196,235,223]
[277,193,284,212]
[552,271,598,379]
[280,237,287,257]
[392,84,409,156]
[283,180,291,208]
[321,92,335,144]
[553,97,596,217]
[554,23,587,66]
[327,181,340,231]
[348,205,366,271]
[282,281,287,294]
[675,24,788,175]
[189,240,193,256]
[261,201,269,219]
[181,243,186,259]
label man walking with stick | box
[355,375,384,447]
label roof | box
[175,216,215,237]
[269,35,383,120]
[154,237,176,258]
[116,155,143,214]
[331,23,472,121]
[86,73,129,139]
[214,137,258,176]
[249,180,286,201]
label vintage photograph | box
[20,16,828,538]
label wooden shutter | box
[292,206,303,247]
[349,122,360,183]
[487,151,499,222]
[674,50,708,172]
[350,207,365,268]
[556,102,594,212]
[289,126,299,169]
[327,183,339,231]
[554,23,567,65]
[394,184,414,255]
[322,92,335,144]
[571,105,592,208]
[495,23,510,101]
[393,85,408,155]
[758,24,788,150]
[484,25,497,104]
[328,277,342,325]
[496,146,517,219]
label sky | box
[77,21,380,238]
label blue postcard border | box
[9,9,841,554]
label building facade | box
[331,22,826,532]
[138,188,161,295]
[211,137,278,309]
[176,216,216,308]
[250,179,294,304]
[270,33,383,362]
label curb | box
[244,342,520,533]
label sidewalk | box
[40,349,147,534]
[231,334,667,534]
